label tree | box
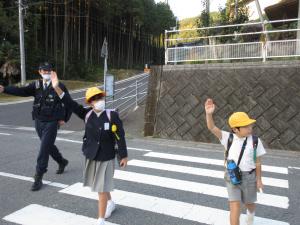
[196,1,249,44]
[0,41,20,85]
[0,0,176,82]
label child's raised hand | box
[205,98,215,114]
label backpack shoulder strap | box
[106,109,118,122]
[84,109,93,123]
[252,135,258,162]
[237,137,248,166]
[85,109,115,124]
[225,133,234,161]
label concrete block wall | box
[144,61,300,151]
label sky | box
[155,0,227,20]
[155,0,280,20]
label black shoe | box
[31,174,43,191]
[56,159,68,174]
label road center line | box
[0,132,11,136]
[0,172,69,189]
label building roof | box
[265,0,298,23]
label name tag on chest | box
[104,123,110,130]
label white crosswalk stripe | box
[144,152,289,174]
[3,204,119,225]
[2,148,290,225]
[113,170,288,209]
[127,159,289,188]
[60,183,289,225]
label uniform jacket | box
[61,93,128,161]
[4,80,72,122]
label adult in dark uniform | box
[0,62,72,191]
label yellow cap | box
[228,112,256,128]
[85,87,105,103]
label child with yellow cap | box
[205,98,266,225]
[50,72,128,225]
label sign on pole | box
[105,74,114,97]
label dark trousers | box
[35,120,64,175]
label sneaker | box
[105,200,116,219]
[246,211,255,225]
[96,218,105,225]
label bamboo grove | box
[0,0,176,81]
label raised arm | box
[0,82,35,97]
[57,82,72,122]
[204,98,222,140]
[51,71,89,120]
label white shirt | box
[95,110,104,117]
[220,130,266,172]
[43,80,51,89]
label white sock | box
[97,217,105,222]
[247,209,255,216]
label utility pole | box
[254,0,268,39]
[254,0,264,23]
[235,0,238,19]
[254,0,268,62]
[18,0,26,86]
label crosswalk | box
[2,144,290,225]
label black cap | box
[38,62,53,71]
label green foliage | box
[0,1,19,43]
[0,41,19,64]
[0,0,175,83]
[196,1,249,44]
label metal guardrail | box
[105,72,149,115]
[165,18,300,64]
[167,40,300,63]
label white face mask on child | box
[94,100,105,111]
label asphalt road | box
[0,74,299,225]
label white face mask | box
[41,74,51,81]
[93,100,105,111]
